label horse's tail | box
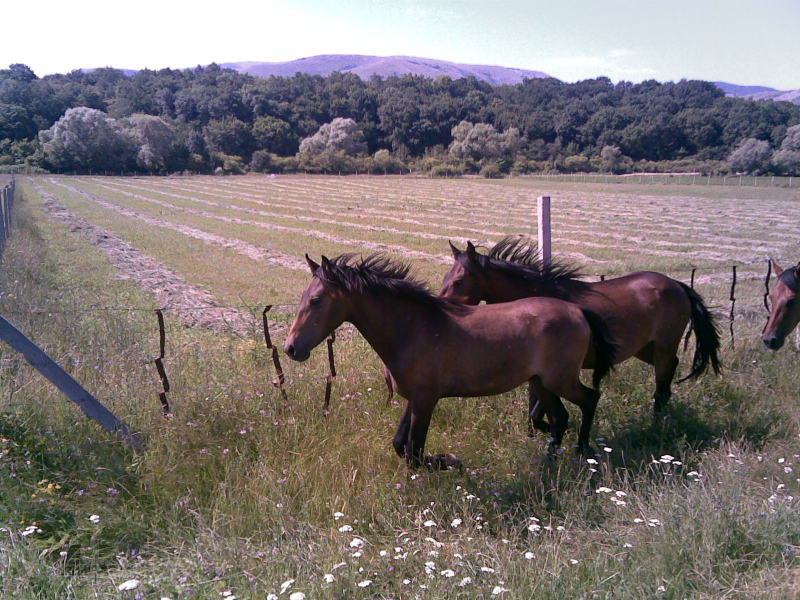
[677,282,722,382]
[581,308,619,390]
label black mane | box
[319,253,463,311]
[481,236,592,299]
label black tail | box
[582,308,619,390]
[677,282,722,382]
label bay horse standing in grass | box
[284,254,618,467]
[762,260,800,350]
[440,237,721,434]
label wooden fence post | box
[0,315,144,452]
[537,195,551,266]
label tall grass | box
[1,185,799,599]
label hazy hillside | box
[714,81,800,104]
[222,54,551,85]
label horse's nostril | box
[285,344,295,357]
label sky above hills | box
[4,0,799,89]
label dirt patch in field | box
[32,180,257,336]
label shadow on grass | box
[604,384,781,472]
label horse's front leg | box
[403,397,458,470]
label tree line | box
[1,62,799,176]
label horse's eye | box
[453,279,463,287]
[310,296,321,306]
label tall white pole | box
[538,195,551,266]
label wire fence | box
[0,256,779,421]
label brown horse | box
[284,253,618,467]
[763,260,800,350]
[440,237,721,433]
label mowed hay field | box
[2,174,800,599]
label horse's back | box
[585,271,691,359]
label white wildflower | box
[333,511,344,520]
[524,551,535,560]
[349,537,365,548]
[338,524,353,532]
[117,580,140,591]
[492,586,509,595]
[357,580,372,588]
[441,569,455,578]
[289,593,305,600]
[88,514,100,523]
[459,576,472,586]
[451,518,462,528]
[279,579,295,594]
[423,520,436,527]
[322,573,335,583]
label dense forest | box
[1,62,799,175]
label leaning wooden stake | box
[0,314,144,452]
[153,309,171,415]
[683,268,697,351]
[262,305,288,402]
[729,266,737,348]
[323,330,337,412]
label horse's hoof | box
[426,453,462,471]
[546,440,563,457]
[576,444,596,457]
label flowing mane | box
[484,236,592,299]
[319,253,464,311]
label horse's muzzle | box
[284,342,310,362]
[762,334,784,351]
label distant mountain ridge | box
[714,81,800,104]
[221,54,551,85]
[82,57,799,103]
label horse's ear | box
[305,254,320,275]
[465,241,485,267]
[771,259,784,277]
[448,240,462,257]
[320,255,334,278]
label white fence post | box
[538,195,551,266]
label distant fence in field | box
[524,172,797,188]
[0,178,16,257]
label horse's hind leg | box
[652,343,680,414]
[384,367,395,403]
[530,377,568,454]
[392,400,412,458]
[556,381,600,455]
[528,381,550,436]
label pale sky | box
[5,0,799,89]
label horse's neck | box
[347,293,443,369]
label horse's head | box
[285,255,349,361]
[439,241,488,304]
[762,260,800,351]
